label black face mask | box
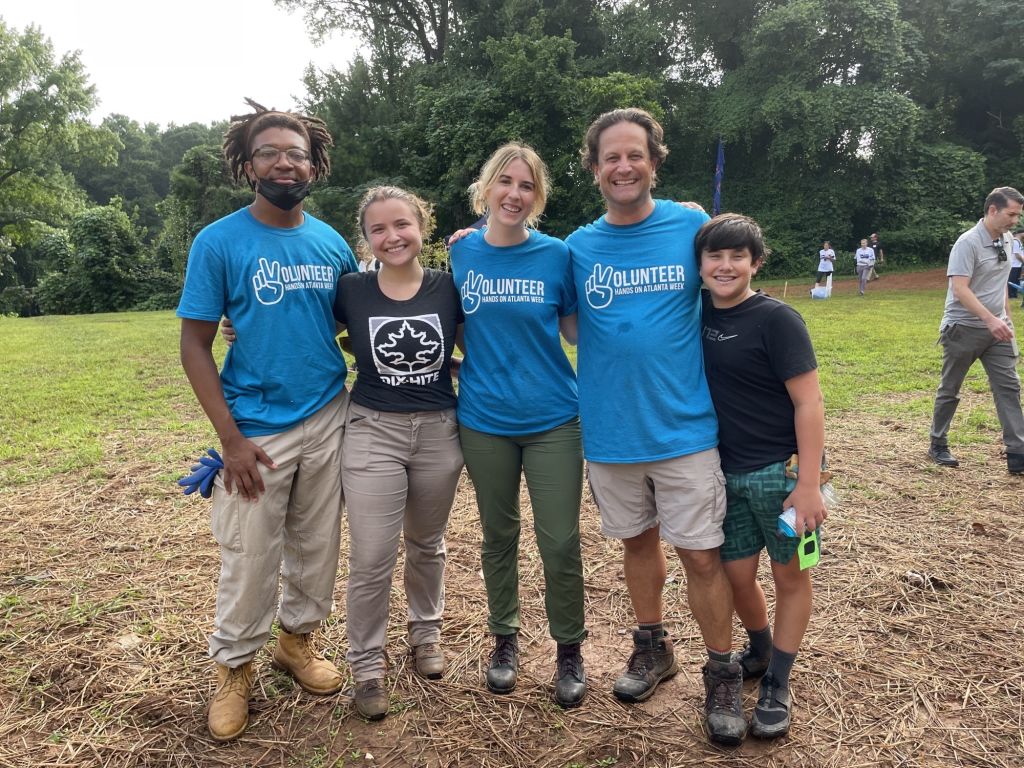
[256,178,312,210]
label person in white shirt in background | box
[815,241,835,287]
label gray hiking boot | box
[703,660,747,746]
[734,643,770,680]
[353,678,388,721]
[612,630,678,703]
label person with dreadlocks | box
[177,99,358,742]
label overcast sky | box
[3,1,360,127]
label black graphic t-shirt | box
[700,290,817,473]
[334,269,463,412]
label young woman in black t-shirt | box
[334,187,464,721]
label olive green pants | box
[459,418,587,645]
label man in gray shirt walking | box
[929,186,1024,473]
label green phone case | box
[797,528,821,570]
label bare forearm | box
[793,397,825,488]
[181,349,243,443]
[180,320,243,445]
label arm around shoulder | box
[559,313,578,345]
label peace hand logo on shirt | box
[586,263,615,309]
[252,258,285,306]
[461,269,485,314]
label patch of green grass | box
[788,288,950,410]
[0,311,221,486]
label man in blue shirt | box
[566,108,745,745]
[177,101,357,741]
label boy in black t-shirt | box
[697,213,828,739]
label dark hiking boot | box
[734,643,770,680]
[612,630,678,703]
[1007,452,1024,475]
[703,660,747,746]
[928,443,959,467]
[554,642,587,708]
[486,633,519,694]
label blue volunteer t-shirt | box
[451,229,578,436]
[566,199,718,462]
[177,207,357,436]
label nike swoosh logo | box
[718,334,738,340]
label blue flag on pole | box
[712,138,724,216]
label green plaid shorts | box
[720,460,819,564]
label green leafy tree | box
[153,145,251,279]
[35,203,155,314]
[0,21,118,237]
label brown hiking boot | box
[612,629,678,703]
[272,630,344,695]
[412,642,445,679]
[208,661,253,742]
[354,677,389,720]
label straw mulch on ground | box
[2,387,1022,768]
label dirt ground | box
[3,273,1023,768]
[778,266,950,297]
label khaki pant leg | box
[403,409,463,646]
[208,424,304,667]
[278,390,348,635]
[343,405,414,681]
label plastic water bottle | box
[777,482,837,538]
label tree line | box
[2,0,1021,316]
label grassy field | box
[0,277,1001,486]
[2,272,1023,768]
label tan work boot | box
[272,629,344,695]
[412,642,445,680]
[208,661,254,742]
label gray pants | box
[930,323,1024,453]
[343,403,463,682]
[857,264,872,294]
[209,390,348,667]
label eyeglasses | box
[993,240,1008,262]
[251,146,311,165]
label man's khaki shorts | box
[587,447,726,550]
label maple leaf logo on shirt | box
[369,315,445,375]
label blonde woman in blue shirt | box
[449,143,587,708]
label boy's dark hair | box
[223,98,333,189]
[695,213,769,265]
[580,107,669,174]
[984,186,1024,213]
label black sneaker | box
[702,660,747,746]
[751,673,792,738]
[612,630,678,703]
[928,443,959,467]
[734,643,770,680]
[486,634,518,694]
[1008,452,1024,475]
[554,642,587,708]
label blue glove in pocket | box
[177,448,224,498]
